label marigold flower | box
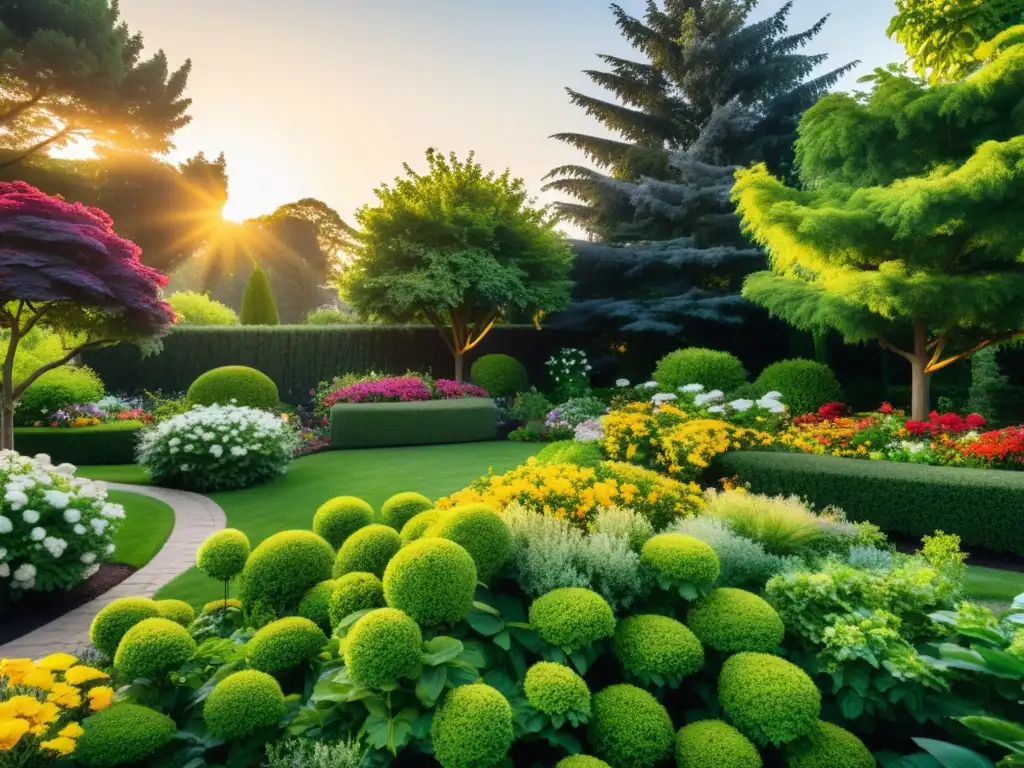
[21,668,55,691]
[39,736,77,756]
[0,658,34,685]
[63,666,109,685]
[87,686,114,711]
[47,683,82,708]
[0,718,30,751]
[0,696,41,720]
[58,722,85,739]
[37,653,78,671]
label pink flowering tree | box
[0,182,174,449]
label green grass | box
[79,465,152,485]
[965,565,1024,605]
[109,490,175,569]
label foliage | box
[529,587,616,653]
[13,421,147,466]
[427,503,511,583]
[523,661,592,717]
[548,347,591,401]
[654,349,748,393]
[247,617,327,674]
[674,720,762,768]
[89,598,159,658]
[240,266,281,326]
[470,354,528,398]
[313,497,375,549]
[668,516,794,591]
[967,347,1013,425]
[196,528,251,582]
[718,653,821,746]
[330,397,498,449]
[265,737,364,768]
[431,684,515,768]
[238,531,335,622]
[156,599,196,628]
[380,492,433,531]
[343,608,423,688]
[203,670,286,740]
[398,509,440,546]
[546,397,607,431]
[15,366,105,428]
[382,538,477,626]
[166,291,239,326]
[329,572,385,628]
[686,588,786,654]
[76,704,176,768]
[511,390,554,422]
[785,720,875,768]
[640,533,720,596]
[587,684,675,768]
[187,365,280,411]
[612,614,705,686]
[753,360,843,418]
[332,524,401,579]
[303,306,359,325]
[113,617,196,680]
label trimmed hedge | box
[330,398,497,449]
[14,421,144,466]
[710,451,1024,556]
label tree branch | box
[928,332,949,368]
[464,310,499,352]
[422,306,456,355]
[926,330,1024,374]
[0,90,47,125]
[13,340,114,399]
[0,126,74,169]
[877,336,916,363]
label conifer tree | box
[241,265,280,326]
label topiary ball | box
[239,530,335,618]
[204,670,286,740]
[555,758,611,768]
[76,704,176,768]
[187,365,280,410]
[641,533,720,586]
[612,614,704,683]
[588,684,675,768]
[654,348,748,393]
[529,588,616,653]
[333,524,401,578]
[383,537,477,626]
[785,721,875,768]
[202,598,242,614]
[754,359,843,418]
[432,683,515,768]
[90,598,160,657]
[114,618,197,681]
[196,528,251,581]
[675,720,762,768]
[686,588,785,654]
[155,599,196,628]
[313,496,374,549]
[470,354,529,398]
[343,608,422,688]
[329,572,386,627]
[718,652,821,745]
[399,509,440,546]
[297,579,339,634]
[426,503,511,583]
[247,617,327,674]
[381,492,433,531]
[523,661,591,717]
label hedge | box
[14,421,145,466]
[710,451,1024,556]
[330,399,497,449]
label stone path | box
[0,483,226,659]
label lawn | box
[109,490,175,569]
[964,565,1024,606]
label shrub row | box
[13,421,145,466]
[330,398,498,449]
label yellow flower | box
[63,665,109,686]
[37,653,78,671]
[58,722,84,739]
[33,702,61,726]
[22,667,55,691]
[0,696,41,720]
[39,736,77,756]
[0,658,34,686]
[0,718,30,751]
[48,683,82,709]
[87,686,114,712]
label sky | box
[116,0,904,228]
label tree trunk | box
[453,350,464,383]
[910,317,931,420]
[1,400,14,452]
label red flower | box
[878,402,894,415]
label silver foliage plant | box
[265,737,363,768]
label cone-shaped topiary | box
[470,354,529,397]
[719,653,821,746]
[187,366,279,410]
[380,492,433,531]
[204,670,286,740]
[240,265,280,325]
[675,720,762,768]
[641,533,720,586]
[399,509,440,546]
[239,530,335,618]
[76,704,176,768]
[427,503,511,583]
[556,758,611,768]
[432,683,515,768]
[313,496,374,549]
[785,721,875,768]
[114,618,197,681]
[196,528,251,581]
[156,599,196,628]
[588,684,675,768]
[524,661,591,717]
[297,579,339,634]
[90,598,160,657]
[343,608,423,688]
[686,588,785,654]
[529,588,615,653]
[612,614,704,684]
[329,572,386,627]
[247,617,327,675]
[383,537,477,626]
[333,524,401,578]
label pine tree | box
[241,265,280,326]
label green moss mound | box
[719,652,821,746]
[383,537,477,626]
[523,661,591,716]
[204,670,286,740]
[76,704,176,768]
[588,684,675,768]
[333,523,401,578]
[89,598,160,657]
[754,359,843,418]
[675,720,762,768]
[247,617,327,674]
[612,614,704,683]
[155,599,196,628]
[399,509,440,545]
[641,533,720,585]
[343,608,423,688]
[313,496,374,549]
[529,588,616,652]
[536,440,605,469]
[654,348,748,392]
[297,579,339,634]
[114,618,196,680]
[329,572,386,627]
[427,503,511,582]
[686,588,785,653]
[381,492,433,531]
[187,365,279,410]
[196,528,251,581]
[555,758,611,768]
[785,721,875,768]
[470,354,529,398]
[432,683,515,768]
[239,530,335,618]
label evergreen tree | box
[241,265,280,326]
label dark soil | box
[0,563,137,646]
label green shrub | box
[536,440,605,469]
[703,489,828,557]
[304,306,359,325]
[204,670,286,740]
[187,365,280,410]
[14,421,145,466]
[330,398,497,448]
[76,704,176,768]
[555,758,611,768]
[431,684,515,768]
[399,509,440,545]
[196,528,251,581]
[156,599,196,628]
[529,587,616,652]
[167,290,239,326]
[588,684,675,768]
[640,534,720,587]
[686,588,785,654]
[592,506,655,552]
[90,598,160,657]
[114,618,196,680]
[668,516,794,590]
[754,359,842,417]
[427,503,511,582]
[785,721,874,768]
[654,348,748,392]
[343,608,422,688]
[718,652,821,745]
[298,580,339,634]
[241,265,281,326]
[329,572,386,627]
[247,617,327,674]
[674,720,762,768]
[380,492,433,531]
[382,538,477,626]
[16,364,105,427]
[333,524,401,578]
[265,737,364,768]
[239,531,335,618]
[313,496,374,549]
[470,354,529,397]
[523,661,591,717]
[612,614,704,684]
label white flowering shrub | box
[0,451,124,604]
[546,347,591,401]
[137,404,300,492]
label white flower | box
[707,390,724,400]
[73,524,87,535]
[761,391,783,401]
[30,527,46,541]
[615,379,631,388]
[63,508,82,524]
[4,489,28,510]
[0,547,5,559]
[210,444,224,458]
[169,438,181,447]
[21,509,40,524]
[0,515,11,534]
[43,537,67,558]
[707,405,726,414]
[90,518,108,535]
[642,381,659,389]
[0,563,9,578]
[105,543,115,555]
[101,503,125,520]
[680,383,705,393]
[82,564,100,580]
[13,563,34,581]
[230,446,247,457]
[43,490,70,510]
[180,464,191,472]
[81,552,97,564]
[766,402,786,414]
[651,393,678,404]
[55,463,76,476]
[729,399,754,412]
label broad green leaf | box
[912,738,996,768]
[363,697,390,719]
[960,716,1024,743]
[838,689,864,720]
[493,629,512,650]
[415,665,447,708]
[422,636,464,666]
[466,608,505,637]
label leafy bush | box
[431,684,515,768]
[196,528,251,581]
[203,670,286,740]
[548,348,592,401]
[667,516,794,590]
[613,614,704,685]
[303,306,359,325]
[524,661,592,717]
[16,365,105,427]
[754,359,842,417]
[718,653,821,745]
[76,704,176,768]
[90,598,160,658]
[703,489,838,557]
[529,587,616,653]
[156,599,196,627]
[470,354,528,397]
[535,440,605,469]
[654,348,748,392]
[297,580,338,633]
[330,398,497,448]
[333,524,400,578]
[382,538,477,626]
[427,503,511,582]
[265,737,364,768]
[166,291,239,326]
[247,617,327,674]
[313,496,374,549]
[343,608,422,688]
[329,572,385,627]
[380,492,432,531]
[686,588,785,653]
[588,684,675,768]
[14,421,146,466]
[785,721,875,768]
[399,509,440,545]
[546,396,606,429]
[239,531,335,620]
[187,365,280,410]
[641,533,720,590]
[674,720,761,768]
[113,617,196,680]
[556,757,612,768]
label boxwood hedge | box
[330,398,497,449]
[14,421,145,466]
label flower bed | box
[329,398,497,449]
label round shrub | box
[641,533,720,585]
[383,538,477,626]
[156,599,196,628]
[556,758,611,768]
[718,652,821,745]
[399,509,440,545]
[524,661,591,716]
[329,572,386,626]
[654,348,748,392]
[612,614,704,682]
[427,503,511,583]
[588,684,675,768]
[297,579,338,633]
[313,496,374,549]
[686,588,785,653]
[785,721,875,768]
[196,528,251,581]
[76,704,176,768]
[204,670,286,740]
[114,618,197,680]
[529,588,615,652]
[380,492,433,531]
[674,720,762,768]
[432,684,515,768]
[343,608,422,688]
[187,365,280,410]
[239,530,335,618]
[166,290,239,326]
[16,364,104,427]
[333,524,401,578]
[247,617,327,674]
[754,359,843,417]
[90,598,160,657]
[536,440,605,469]
[470,354,528,398]
[202,597,242,613]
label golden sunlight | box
[48,135,97,161]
